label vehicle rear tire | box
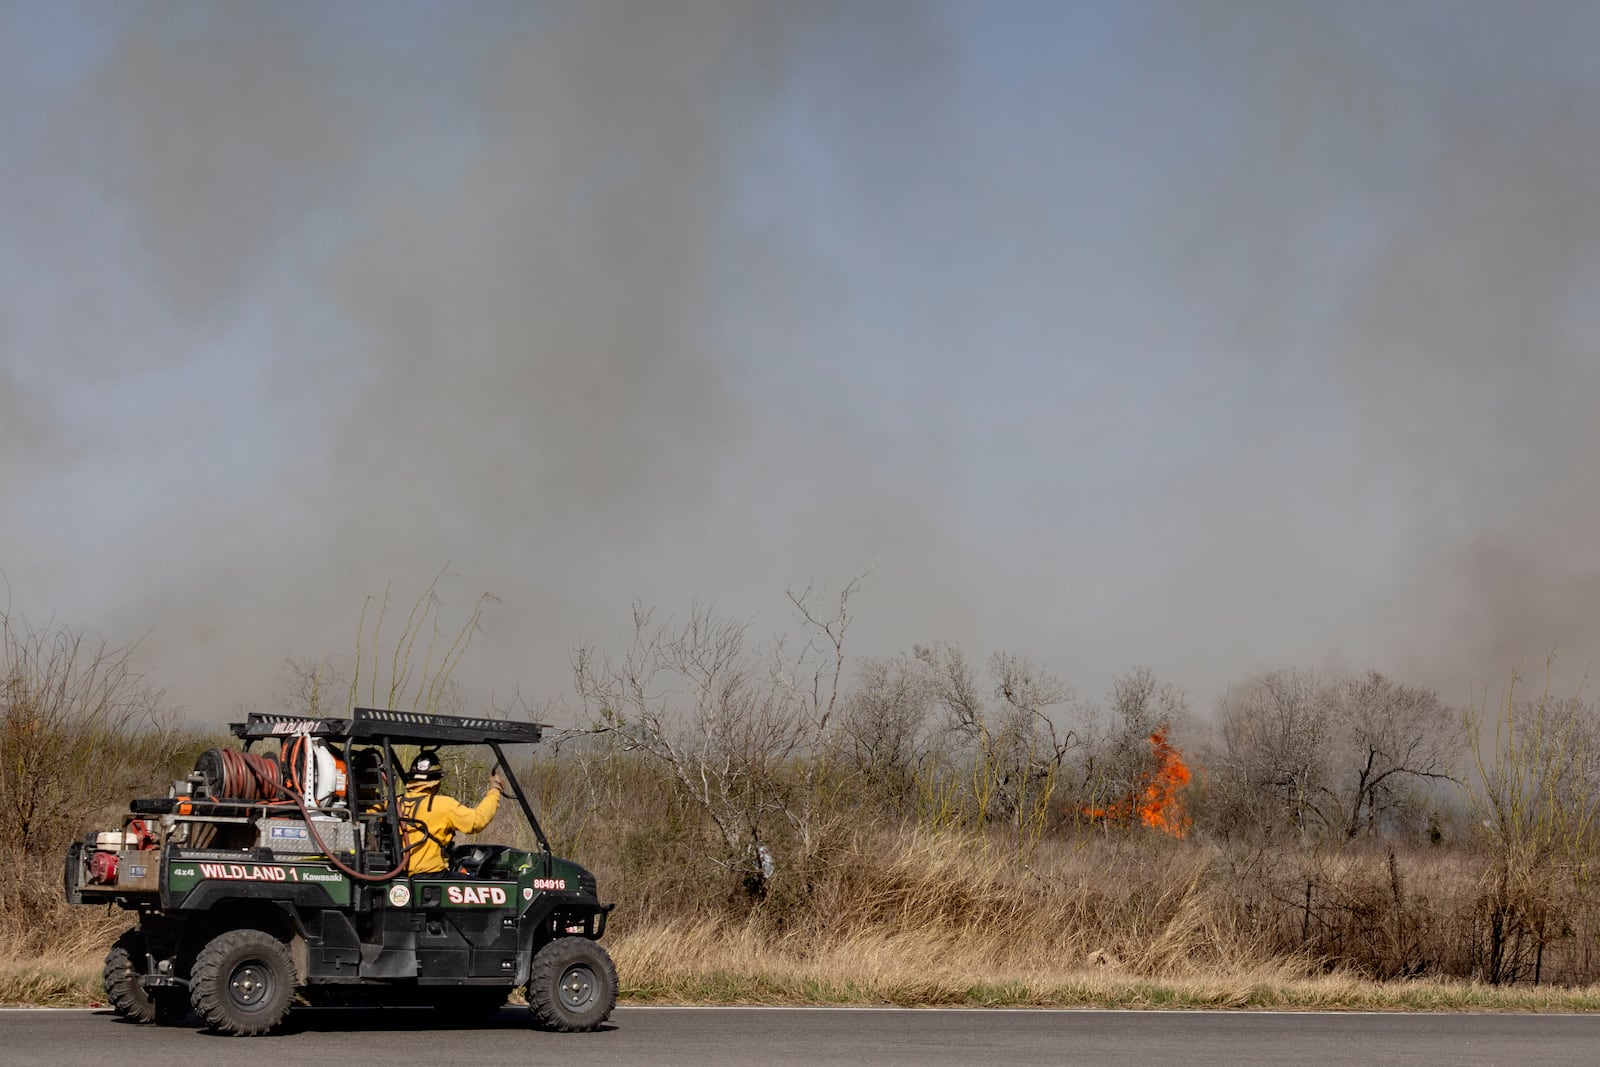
[525,937,616,1032]
[189,929,294,1036]
[103,929,188,1025]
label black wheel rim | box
[227,959,276,1013]
[557,962,598,1012]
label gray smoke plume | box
[1142,1,1600,702]
[2,2,957,719]
[4,2,1599,722]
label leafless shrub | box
[1211,670,1333,838]
[0,607,216,954]
[276,655,350,716]
[1328,672,1457,838]
[1210,669,1458,842]
[909,643,1077,843]
[1,610,175,854]
[574,579,860,898]
[839,653,935,816]
[1467,673,1600,983]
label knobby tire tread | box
[526,936,617,1033]
[189,929,294,1036]
[103,929,187,1025]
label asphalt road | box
[5,1005,1599,1066]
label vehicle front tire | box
[189,929,295,1036]
[525,937,616,1032]
[103,928,188,1025]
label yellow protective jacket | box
[400,783,501,875]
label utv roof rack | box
[230,707,545,746]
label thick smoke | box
[1140,1,1600,701]
[4,2,1600,721]
[1345,107,1600,696]
[2,3,958,718]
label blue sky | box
[3,1,1598,724]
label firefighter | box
[399,751,506,875]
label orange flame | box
[1081,730,1193,838]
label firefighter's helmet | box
[408,750,444,782]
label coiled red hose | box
[209,747,286,801]
[198,740,412,883]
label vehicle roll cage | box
[230,707,553,872]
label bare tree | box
[574,580,860,897]
[276,656,350,716]
[1213,669,1333,837]
[1468,680,1600,984]
[0,609,180,855]
[1213,668,1459,841]
[840,653,934,814]
[777,576,860,854]
[912,642,1075,835]
[1330,671,1457,838]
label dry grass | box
[0,957,104,1007]
[595,828,1600,1011]
[13,937,1600,1012]
[610,917,1600,1010]
[11,827,1600,1011]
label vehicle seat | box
[447,843,510,879]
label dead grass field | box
[11,922,1600,1012]
[11,827,1600,1012]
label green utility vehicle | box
[64,707,616,1036]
